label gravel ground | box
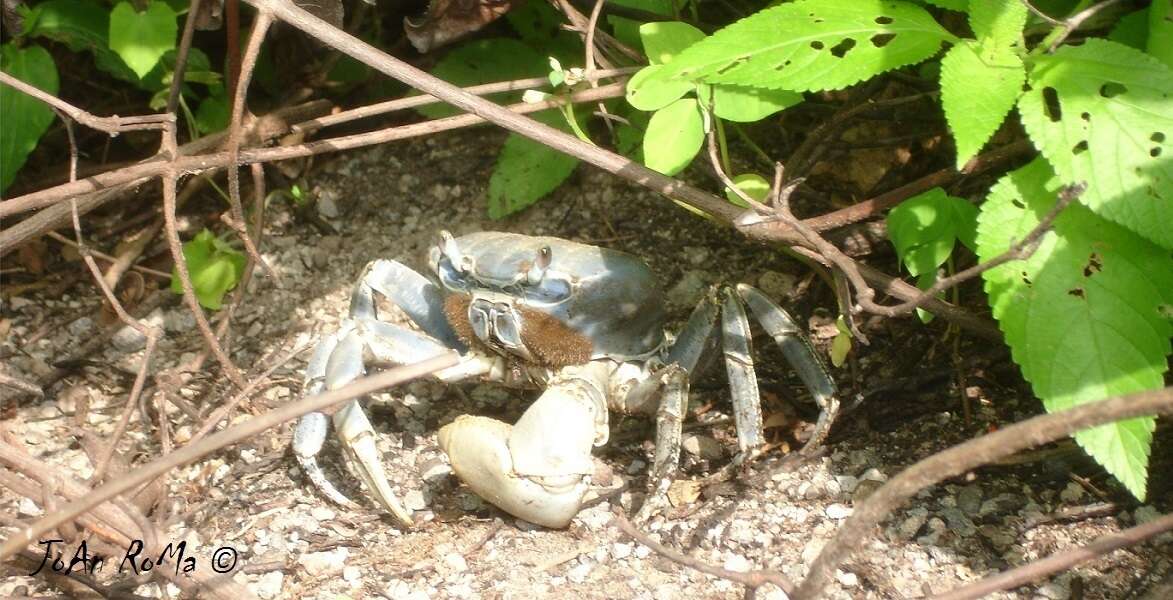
[2,129,1170,599]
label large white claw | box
[439,363,609,528]
[439,416,588,528]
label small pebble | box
[723,554,751,573]
[836,570,859,588]
[443,552,468,573]
[404,490,428,511]
[310,506,335,521]
[297,547,348,576]
[682,433,724,460]
[342,565,362,584]
[253,571,283,599]
[825,504,853,520]
[612,543,633,560]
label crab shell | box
[427,231,666,366]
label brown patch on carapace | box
[442,294,592,367]
[518,307,592,366]
[444,294,478,347]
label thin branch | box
[292,67,638,134]
[44,231,172,280]
[0,72,170,134]
[613,510,794,595]
[794,385,1173,599]
[1046,0,1127,52]
[0,352,459,561]
[224,12,277,284]
[158,114,246,388]
[166,0,202,114]
[1020,0,1063,26]
[938,511,1173,600]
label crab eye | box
[523,276,571,303]
[436,256,470,292]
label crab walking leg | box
[439,362,611,528]
[737,284,840,450]
[721,288,766,461]
[293,330,358,508]
[630,364,689,522]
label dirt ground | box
[2,128,1171,599]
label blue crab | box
[293,231,838,528]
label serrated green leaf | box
[663,0,955,92]
[108,1,177,79]
[487,111,579,218]
[886,188,972,276]
[940,41,1025,168]
[1017,39,1173,249]
[417,38,546,120]
[1148,0,1173,69]
[643,98,704,175]
[969,0,1027,49]
[640,21,706,65]
[725,173,770,206]
[170,229,245,310]
[977,158,1172,500]
[1,44,58,194]
[711,85,801,122]
[626,64,693,111]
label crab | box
[293,231,839,528]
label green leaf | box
[504,0,584,65]
[940,41,1025,168]
[725,173,770,206]
[108,1,178,79]
[19,0,138,83]
[626,64,693,111]
[643,98,705,175]
[978,159,1171,500]
[417,38,547,120]
[711,85,801,122]
[1017,39,1173,249]
[968,0,1027,49]
[922,0,968,10]
[830,316,852,366]
[640,21,706,65]
[487,111,579,218]
[663,0,956,91]
[194,90,230,135]
[170,230,246,310]
[1107,9,1149,51]
[0,44,58,194]
[1148,0,1173,69]
[886,188,974,276]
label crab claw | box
[334,399,416,526]
[439,364,609,528]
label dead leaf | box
[667,479,701,507]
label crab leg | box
[737,284,840,450]
[721,288,766,460]
[439,362,611,528]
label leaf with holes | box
[0,44,58,194]
[940,40,1025,168]
[1018,39,1173,249]
[170,229,246,310]
[711,85,802,122]
[643,98,704,175]
[661,0,955,91]
[640,21,706,65]
[977,158,1173,500]
[108,1,177,79]
[488,111,579,219]
[886,188,976,277]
